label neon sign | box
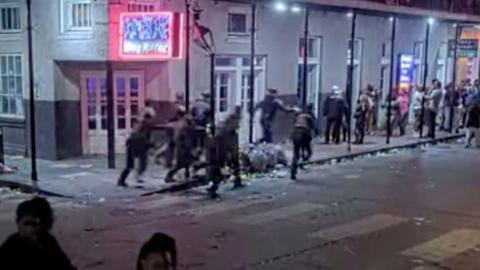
[119,12,183,60]
[397,54,414,90]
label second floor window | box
[0,54,24,118]
[228,13,248,35]
[61,0,93,32]
[0,6,21,33]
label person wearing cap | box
[254,88,295,143]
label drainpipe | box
[419,21,431,139]
[302,7,310,108]
[449,23,461,133]
[347,11,357,152]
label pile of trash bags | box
[239,143,288,173]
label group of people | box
[117,92,243,199]
[0,197,177,270]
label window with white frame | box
[61,0,93,32]
[127,2,155,12]
[0,5,21,32]
[0,54,24,117]
[227,7,250,36]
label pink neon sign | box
[119,12,183,60]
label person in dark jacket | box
[137,233,177,270]
[290,107,316,180]
[117,115,154,187]
[465,101,480,148]
[0,197,76,270]
[164,110,196,183]
[255,88,295,143]
[191,92,211,149]
[354,100,368,144]
[323,86,348,144]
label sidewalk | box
[0,131,464,201]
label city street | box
[1,141,480,270]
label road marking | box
[129,196,190,211]
[310,214,407,240]
[181,198,273,218]
[59,172,91,179]
[234,202,325,225]
[401,229,480,263]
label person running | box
[255,88,295,143]
[117,114,154,187]
[164,110,196,183]
[290,106,316,180]
[0,198,76,270]
[465,101,480,148]
[137,233,177,270]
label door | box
[297,63,320,116]
[80,71,144,155]
[214,55,266,145]
[239,72,262,143]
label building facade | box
[0,0,479,160]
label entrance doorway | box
[297,37,322,116]
[214,55,266,144]
[80,71,145,154]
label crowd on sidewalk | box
[113,76,480,198]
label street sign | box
[448,39,478,58]
[396,54,414,90]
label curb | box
[0,134,464,198]
[0,178,72,198]
[300,133,464,167]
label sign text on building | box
[397,54,414,90]
[448,39,478,58]
[119,12,183,60]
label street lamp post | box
[302,7,310,108]
[386,16,397,144]
[449,24,461,133]
[419,19,432,139]
[248,3,256,143]
[347,11,357,152]
[185,0,191,111]
[26,0,38,182]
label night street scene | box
[1,0,480,269]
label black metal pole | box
[26,0,38,182]
[106,61,115,169]
[419,21,431,139]
[386,16,397,144]
[347,11,357,152]
[302,7,310,108]
[210,53,216,137]
[248,3,256,143]
[185,0,191,111]
[449,24,461,132]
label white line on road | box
[59,172,91,179]
[310,213,407,240]
[234,202,325,225]
[401,228,480,263]
[129,196,190,211]
[180,198,274,218]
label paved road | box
[1,141,480,270]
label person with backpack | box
[290,106,316,180]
